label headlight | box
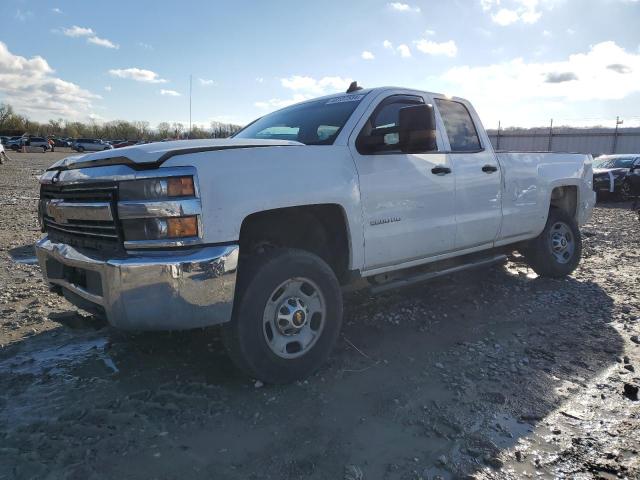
[119,176,195,200]
[121,216,198,241]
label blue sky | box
[1,0,639,129]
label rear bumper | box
[36,237,239,330]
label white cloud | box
[481,0,558,25]
[388,2,421,12]
[281,75,352,95]
[542,30,552,37]
[0,41,98,120]
[424,29,436,36]
[198,78,216,86]
[397,44,412,58]
[566,28,576,35]
[414,39,458,57]
[87,36,119,49]
[62,25,118,49]
[361,50,375,60]
[256,75,353,112]
[438,41,640,125]
[62,25,94,37]
[138,42,154,50]
[160,89,181,96]
[255,77,264,83]
[383,40,394,50]
[51,7,63,14]
[109,68,167,83]
[15,9,32,21]
[492,8,520,25]
[104,85,112,92]
[255,94,310,110]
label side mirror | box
[398,104,437,153]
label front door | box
[349,94,456,270]
[434,98,502,250]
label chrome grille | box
[40,183,122,252]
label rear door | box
[348,93,456,270]
[433,98,502,250]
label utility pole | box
[612,116,623,154]
[189,74,192,139]
[496,120,501,150]
[547,118,553,152]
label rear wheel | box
[77,146,85,153]
[223,249,343,384]
[521,208,582,278]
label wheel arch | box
[238,203,354,284]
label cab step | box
[368,253,507,294]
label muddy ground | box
[0,150,638,480]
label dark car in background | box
[112,140,138,148]
[593,154,640,199]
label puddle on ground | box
[0,336,117,376]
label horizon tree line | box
[0,103,243,140]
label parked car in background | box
[112,140,138,148]
[6,136,25,150]
[71,138,114,152]
[593,154,640,199]
[0,136,10,145]
[52,138,72,148]
[10,136,51,152]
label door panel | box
[434,98,502,249]
[349,93,456,270]
[353,152,455,269]
[449,151,502,248]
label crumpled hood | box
[47,138,304,170]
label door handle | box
[431,166,452,175]
[482,164,498,173]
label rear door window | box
[434,99,481,152]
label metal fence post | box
[612,116,623,154]
[547,118,553,152]
[496,121,501,150]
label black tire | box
[521,208,582,278]
[223,249,343,384]
[77,146,84,152]
[619,180,633,200]
[42,146,47,153]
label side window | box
[357,95,424,154]
[434,99,481,152]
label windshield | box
[234,94,367,145]
[594,156,636,169]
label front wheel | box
[619,180,633,200]
[223,249,343,384]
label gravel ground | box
[0,150,639,480]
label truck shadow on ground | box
[0,261,620,479]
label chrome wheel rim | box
[549,221,575,264]
[263,277,326,359]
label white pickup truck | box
[36,86,596,383]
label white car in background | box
[71,138,114,153]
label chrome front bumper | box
[35,237,239,330]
